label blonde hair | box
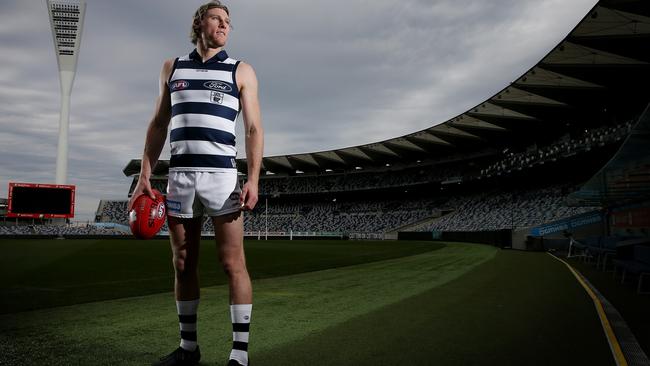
[190,1,231,45]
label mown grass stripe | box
[0,239,444,314]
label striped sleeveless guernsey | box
[167,49,240,171]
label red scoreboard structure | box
[6,182,75,219]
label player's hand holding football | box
[128,176,155,211]
[240,181,258,211]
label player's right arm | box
[128,59,174,211]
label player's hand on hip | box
[240,182,258,211]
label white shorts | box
[166,171,242,218]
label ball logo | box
[170,80,189,91]
[203,80,232,92]
[148,202,165,227]
[156,202,165,218]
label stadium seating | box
[88,183,597,236]
[587,236,620,270]
[97,200,128,225]
[481,120,632,178]
[0,224,126,236]
[420,186,595,232]
[613,243,650,294]
[242,184,594,234]
[258,164,464,197]
[242,198,439,234]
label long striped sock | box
[229,304,252,365]
[177,299,199,351]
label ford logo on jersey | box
[170,80,189,91]
[203,80,232,92]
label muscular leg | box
[151,216,204,364]
[167,216,203,300]
[214,211,252,365]
[213,211,252,304]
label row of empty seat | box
[482,120,632,177]
[0,224,126,236]
[562,235,650,295]
[421,186,596,232]
[91,183,591,235]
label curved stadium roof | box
[124,0,650,177]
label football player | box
[128,2,263,365]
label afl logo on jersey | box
[170,80,189,91]
[204,80,232,92]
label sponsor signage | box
[529,211,603,237]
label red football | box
[128,189,166,239]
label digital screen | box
[7,183,75,218]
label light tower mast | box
[46,0,86,184]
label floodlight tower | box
[46,0,86,184]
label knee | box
[173,252,196,278]
[221,256,247,278]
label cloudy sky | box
[0,0,598,220]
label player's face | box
[200,8,230,48]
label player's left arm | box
[237,62,264,211]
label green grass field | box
[0,239,615,365]
[0,239,443,314]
